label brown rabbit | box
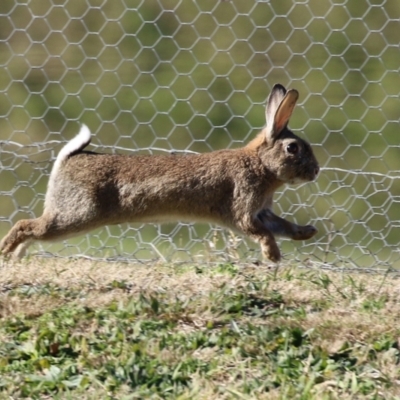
[0,83,319,262]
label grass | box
[0,258,400,399]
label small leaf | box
[39,358,50,370]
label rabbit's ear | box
[265,84,299,141]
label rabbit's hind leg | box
[0,213,91,258]
[0,218,45,257]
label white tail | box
[45,124,91,210]
[51,124,91,178]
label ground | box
[0,257,399,399]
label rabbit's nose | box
[314,166,320,177]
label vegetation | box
[0,258,399,399]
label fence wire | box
[0,0,399,270]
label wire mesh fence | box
[0,0,399,269]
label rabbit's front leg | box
[236,215,282,262]
[257,209,317,240]
[259,235,281,263]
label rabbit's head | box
[254,84,319,185]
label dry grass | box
[1,257,400,399]
[4,257,399,342]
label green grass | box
[0,259,399,399]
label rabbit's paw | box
[0,240,10,256]
[293,225,317,241]
[261,242,281,263]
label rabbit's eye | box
[286,142,299,154]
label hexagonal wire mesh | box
[0,0,399,269]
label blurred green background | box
[0,0,399,268]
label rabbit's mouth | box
[288,169,319,185]
[289,177,309,185]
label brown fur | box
[0,84,319,262]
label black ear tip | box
[273,83,286,92]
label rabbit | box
[0,83,319,262]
